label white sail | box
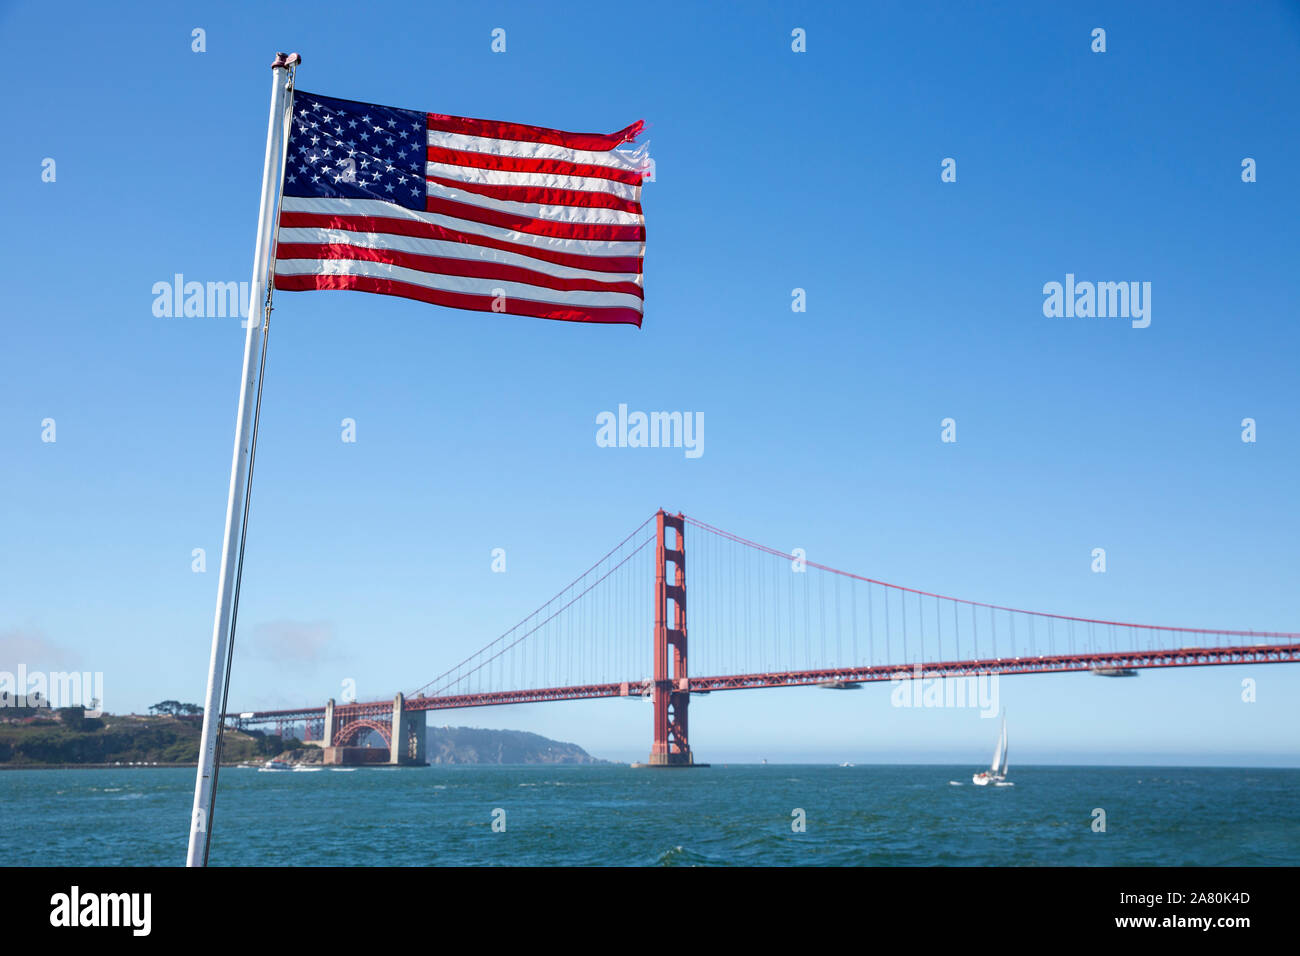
[999,718,1009,777]
[990,714,1005,772]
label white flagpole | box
[186,52,299,867]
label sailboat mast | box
[1000,716,1009,776]
[990,715,1003,772]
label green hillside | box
[0,709,298,766]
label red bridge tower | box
[647,510,698,766]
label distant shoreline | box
[1,762,203,770]
[0,715,614,767]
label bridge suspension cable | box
[407,513,659,700]
[683,514,1299,678]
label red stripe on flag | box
[277,211,644,274]
[424,195,645,242]
[275,243,645,298]
[426,174,642,214]
[426,145,646,186]
[426,114,644,152]
[274,273,643,327]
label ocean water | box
[2,764,1297,866]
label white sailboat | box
[972,712,1011,786]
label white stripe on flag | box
[425,180,642,226]
[426,130,647,172]
[274,257,645,311]
[280,196,645,258]
[278,227,645,286]
[424,161,642,202]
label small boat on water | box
[258,760,291,772]
[291,765,322,772]
[972,712,1012,787]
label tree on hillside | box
[149,700,202,717]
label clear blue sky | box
[2,0,1298,765]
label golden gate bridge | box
[230,510,1300,766]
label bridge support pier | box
[322,698,335,748]
[389,693,426,766]
[643,510,701,767]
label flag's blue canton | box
[283,91,427,211]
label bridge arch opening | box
[332,718,392,749]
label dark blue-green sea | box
[3,765,1297,866]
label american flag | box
[274,90,650,327]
